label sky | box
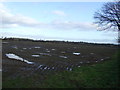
[0,1,118,44]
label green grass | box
[40,51,119,88]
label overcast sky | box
[0,1,118,44]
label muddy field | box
[2,40,118,82]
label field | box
[2,39,119,88]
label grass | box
[40,51,119,88]
[3,50,119,88]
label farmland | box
[2,38,119,88]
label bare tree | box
[94,1,120,31]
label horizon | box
[2,37,119,45]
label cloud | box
[50,20,96,30]
[2,14,41,27]
[0,3,42,28]
[52,10,66,16]
[0,3,96,31]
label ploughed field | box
[2,40,118,83]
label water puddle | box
[48,67,50,70]
[61,51,65,53]
[73,52,80,55]
[59,56,67,59]
[12,46,18,49]
[34,47,41,48]
[39,53,51,56]
[51,49,55,51]
[66,67,69,70]
[2,42,9,44]
[6,53,34,64]
[44,67,47,70]
[20,50,23,52]
[35,65,43,70]
[101,59,104,61]
[69,68,72,71]
[86,61,90,63]
[23,48,27,49]
[46,50,50,52]
[52,67,55,69]
[79,61,83,64]
[32,55,40,57]
[90,53,94,55]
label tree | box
[94,1,120,31]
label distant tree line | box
[1,37,118,46]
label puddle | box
[51,49,55,51]
[38,65,43,68]
[61,51,65,53]
[86,61,90,63]
[6,54,24,61]
[66,67,73,71]
[23,48,27,49]
[39,53,51,56]
[66,67,69,70]
[20,50,23,52]
[12,46,18,49]
[90,53,94,55]
[2,42,9,44]
[34,47,41,48]
[6,53,34,64]
[69,68,72,71]
[73,52,80,55]
[59,56,67,59]
[78,66,80,67]
[52,67,55,69]
[32,55,40,57]
[79,61,83,64]
[46,50,50,52]
[48,67,50,70]
[36,65,43,70]
[101,59,104,61]
[44,67,47,70]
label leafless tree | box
[94,1,120,31]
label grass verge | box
[40,51,119,88]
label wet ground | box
[2,40,118,79]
